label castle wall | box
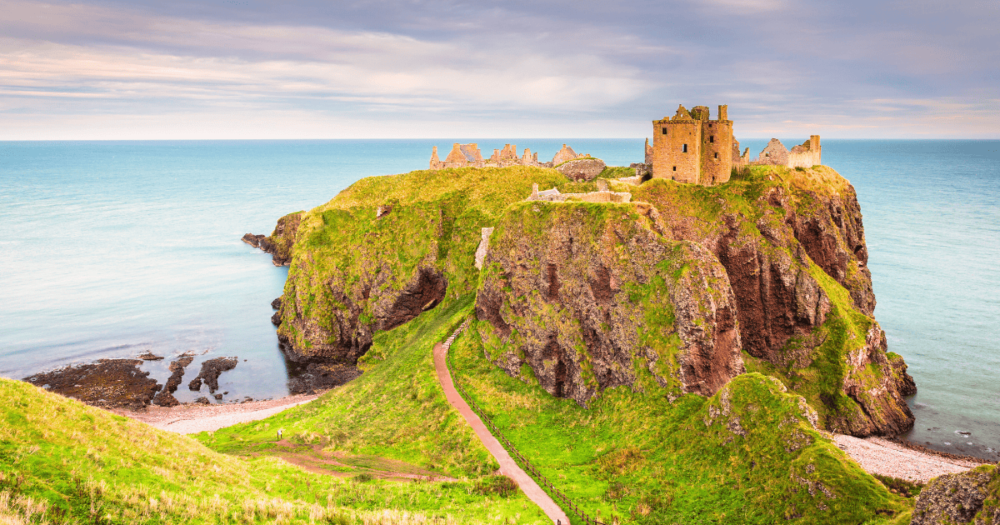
[787,135,822,168]
[754,139,789,166]
[652,119,701,184]
[702,120,733,185]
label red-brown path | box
[433,341,569,525]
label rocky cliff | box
[475,202,744,405]
[625,166,915,436]
[263,163,914,438]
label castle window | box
[662,127,668,135]
[714,152,719,159]
[673,166,677,171]
[682,144,688,153]
[710,136,714,143]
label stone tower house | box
[651,104,735,186]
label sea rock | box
[475,201,744,405]
[242,211,304,266]
[23,359,161,410]
[152,355,194,407]
[911,465,999,525]
[271,297,282,310]
[188,357,238,394]
[555,158,606,181]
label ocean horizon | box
[2,138,997,459]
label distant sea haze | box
[1,139,997,459]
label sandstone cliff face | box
[630,166,914,437]
[475,202,744,405]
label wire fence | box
[445,323,612,525]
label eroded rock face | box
[242,212,303,266]
[475,202,744,406]
[631,169,914,437]
[912,466,998,525]
[279,258,448,364]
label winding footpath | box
[433,331,569,525]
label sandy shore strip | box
[834,434,985,483]
[116,394,320,434]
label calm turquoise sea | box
[1,139,997,458]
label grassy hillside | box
[450,324,910,524]
[0,375,547,524]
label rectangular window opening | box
[672,166,677,171]
[714,152,719,159]
[710,136,715,143]
[662,127,668,135]
[682,144,688,153]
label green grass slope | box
[450,325,911,524]
[0,375,546,524]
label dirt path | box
[266,440,459,482]
[434,339,569,525]
[117,394,319,434]
[833,434,983,484]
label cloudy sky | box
[1,0,997,140]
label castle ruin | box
[647,104,821,185]
[429,143,591,170]
[426,106,821,187]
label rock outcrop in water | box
[188,357,238,394]
[243,211,304,266]
[23,359,161,410]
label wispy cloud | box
[0,0,997,139]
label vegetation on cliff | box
[275,166,569,363]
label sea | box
[1,139,997,459]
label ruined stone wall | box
[552,144,579,166]
[702,120,733,185]
[652,118,701,184]
[754,139,789,166]
[787,135,822,168]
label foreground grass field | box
[0,368,547,524]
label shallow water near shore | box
[1,139,997,459]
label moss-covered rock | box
[911,464,1000,524]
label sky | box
[1,0,998,140]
